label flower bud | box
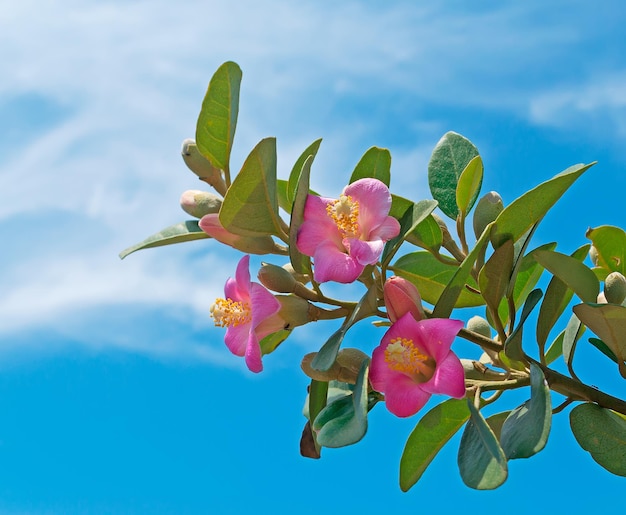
[276,295,319,329]
[466,315,492,338]
[604,271,626,304]
[180,190,222,218]
[589,245,599,266]
[383,276,425,322]
[181,139,220,178]
[199,213,277,254]
[257,263,297,293]
[473,191,504,239]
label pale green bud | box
[604,271,626,304]
[589,245,599,266]
[276,295,319,329]
[466,315,492,338]
[257,263,297,293]
[181,139,220,178]
[179,190,222,218]
[473,191,504,239]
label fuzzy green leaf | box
[195,61,241,171]
[119,221,208,259]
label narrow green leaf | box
[533,249,599,304]
[490,162,595,248]
[305,379,329,457]
[570,403,626,476]
[311,285,378,371]
[349,146,391,187]
[119,221,208,259]
[195,61,241,171]
[588,337,619,363]
[500,363,552,459]
[433,224,492,318]
[400,399,470,492]
[479,239,514,316]
[219,137,282,237]
[428,132,480,219]
[573,303,626,377]
[562,314,584,369]
[536,245,590,348]
[259,329,290,355]
[382,199,438,266]
[458,401,508,490]
[287,138,322,207]
[545,330,564,365]
[314,359,370,448]
[390,252,484,308]
[289,155,314,274]
[456,155,484,216]
[505,289,543,362]
[586,225,626,275]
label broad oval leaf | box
[119,220,208,259]
[500,363,552,459]
[428,131,480,219]
[458,401,508,490]
[586,225,626,275]
[391,251,484,308]
[349,146,391,187]
[570,403,626,476]
[313,360,370,448]
[490,162,595,248]
[219,137,282,237]
[400,399,470,492]
[195,61,242,171]
[533,249,599,304]
[456,155,484,216]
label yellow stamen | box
[210,298,251,327]
[327,194,360,238]
[384,337,436,382]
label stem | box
[456,214,469,256]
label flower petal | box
[369,344,393,392]
[249,282,281,328]
[313,240,363,283]
[345,178,392,235]
[296,195,342,256]
[383,372,431,417]
[413,318,464,363]
[244,332,263,373]
[371,215,401,241]
[346,237,384,265]
[224,323,250,357]
[420,351,466,398]
[199,213,238,246]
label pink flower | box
[370,313,465,417]
[210,255,283,372]
[199,213,276,255]
[296,178,400,283]
[384,276,426,323]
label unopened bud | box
[199,214,277,254]
[180,190,222,218]
[383,276,425,322]
[282,263,310,284]
[466,315,492,338]
[257,263,297,293]
[604,271,626,304]
[181,139,227,195]
[276,295,319,329]
[473,191,504,239]
[589,245,599,267]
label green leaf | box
[349,146,391,187]
[456,155,484,216]
[276,179,290,213]
[588,337,619,363]
[428,132,480,219]
[570,403,626,476]
[504,289,543,362]
[562,314,584,369]
[195,61,241,171]
[407,214,443,251]
[289,155,314,274]
[545,330,564,365]
[400,399,470,492]
[486,411,511,441]
[311,285,378,371]
[458,401,508,490]
[479,239,514,317]
[313,359,370,448]
[433,224,492,318]
[259,329,290,355]
[586,225,626,275]
[219,137,282,237]
[390,252,483,308]
[381,199,438,267]
[287,138,322,208]
[572,303,626,378]
[533,249,599,303]
[536,245,591,348]
[490,162,595,248]
[119,220,208,259]
[500,363,552,459]
[306,379,329,457]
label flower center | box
[384,337,436,382]
[327,194,360,238]
[210,298,251,327]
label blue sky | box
[1,1,625,513]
